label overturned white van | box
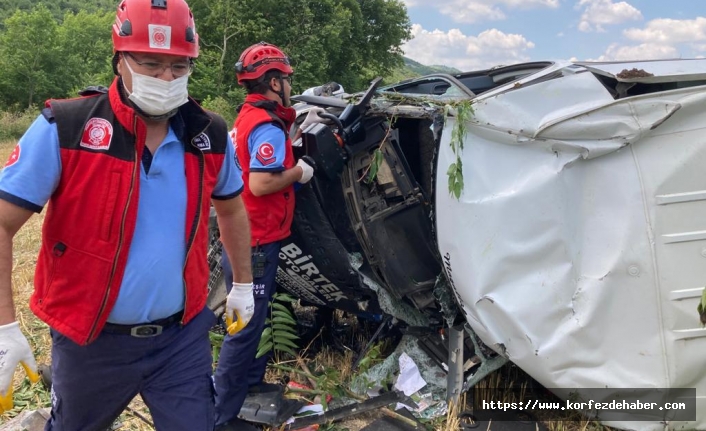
[209,58,706,430]
[434,59,706,431]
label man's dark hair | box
[243,70,283,94]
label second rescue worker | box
[213,42,322,430]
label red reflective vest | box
[233,94,296,246]
[30,78,229,345]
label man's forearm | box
[216,198,253,284]
[249,167,302,197]
[0,202,32,325]
[0,231,16,325]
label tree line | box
[0,0,411,123]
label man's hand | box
[299,107,326,132]
[225,282,255,336]
[297,157,316,184]
[0,322,39,413]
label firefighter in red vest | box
[213,42,319,430]
[0,0,254,429]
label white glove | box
[299,107,326,131]
[297,158,315,184]
[225,282,255,335]
[0,322,39,413]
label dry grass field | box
[0,138,609,431]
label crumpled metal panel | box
[575,58,706,83]
[434,62,706,431]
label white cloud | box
[577,0,642,33]
[403,0,559,24]
[604,17,706,58]
[402,24,535,71]
[592,43,679,61]
[623,17,706,44]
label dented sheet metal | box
[434,61,706,431]
[576,58,706,83]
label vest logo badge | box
[80,118,113,151]
[148,25,171,50]
[256,142,276,166]
[4,144,20,167]
[194,133,211,151]
[229,128,242,170]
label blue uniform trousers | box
[44,307,216,431]
[214,241,280,426]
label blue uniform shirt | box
[0,114,243,324]
[248,123,286,173]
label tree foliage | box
[0,5,62,109]
[0,0,116,26]
[57,10,115,95]
[189,0,411,115]
[0,0,412,116]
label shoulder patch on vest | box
[80,118,113,151]
[256,142,276,166]
[193,133,211,151]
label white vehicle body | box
[435,59,706,430]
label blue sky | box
[400,0,706,71]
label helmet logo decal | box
[80,118,113,151]
[256,143,276,166]
[148,24,171,50]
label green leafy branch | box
[365,148,384,184]
[257,292,300,359]
[359,115,397,184]
[355,342,383,374]
[445,100,474,200]
[210,331,225,363]
[447,158,464,201]
[271,362,343,410]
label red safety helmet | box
[235,42,293,84]
[112,0,199,58]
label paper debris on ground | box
[394,352,427,396]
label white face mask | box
[124,60,189,116]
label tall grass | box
[0,109,38,142]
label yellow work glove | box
[0,322,40,414]
[225,282,254,336]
